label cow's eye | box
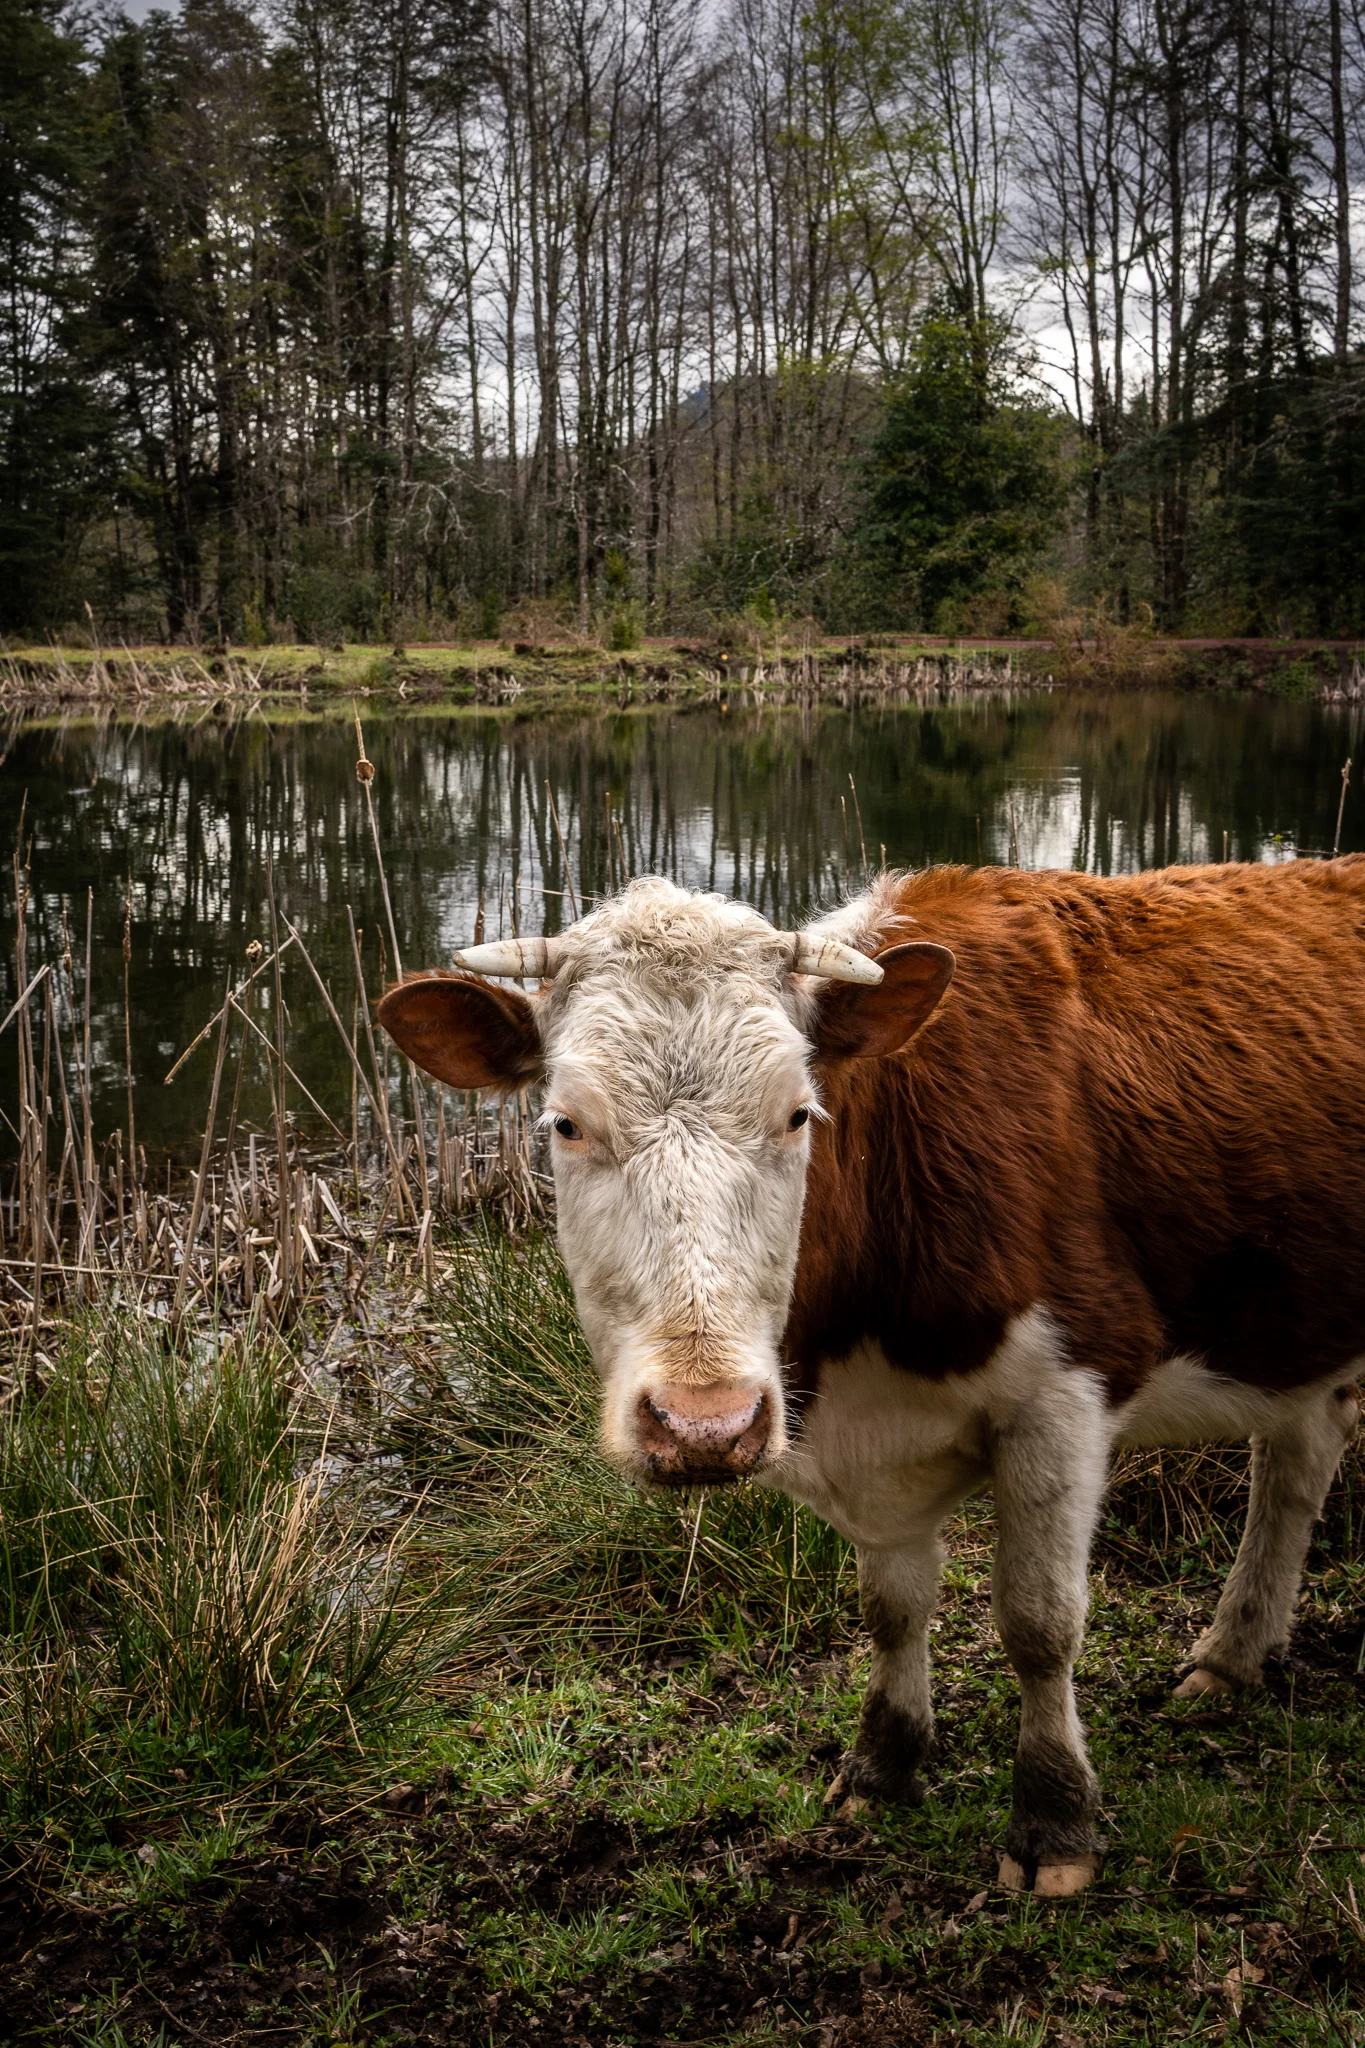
[552,1114,583,1141]
[787,1105,810,1132]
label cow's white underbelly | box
[1113,1352,1362,1448]
[762,1310,1362,1551]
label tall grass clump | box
[398,1224,857,1659]
[0,1309,461,1856]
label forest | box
[2,0,1363,645]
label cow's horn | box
[788,935,885,985]
[452,936,562,978]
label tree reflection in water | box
[0,690,1358,1160]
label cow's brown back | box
[787,857,1365,1401]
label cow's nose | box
[637,1385,772,1482]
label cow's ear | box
[810,942,955,1061]
[377,971,543,1090]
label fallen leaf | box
[383,1782,424,1813]
[879,1890,904,1938]
[1080,1982,1127,2007]
[1222,1962,1265,2016]
[963,1890,988,1915]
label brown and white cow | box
[378,861,1365,1897]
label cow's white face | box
[541,908,815,1482]
[378,879,953,1487]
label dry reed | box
[0,832,545,1369]
[0,646,269,709]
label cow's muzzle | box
[636,1384,772,1484]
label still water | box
[1,690,1361,1161]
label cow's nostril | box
[657,1398,760,1447]
[637,1388,772,1477]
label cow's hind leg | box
[825,1536,942,1819]
[991,1371,1110,1897]
[1176,1383,1360,1700]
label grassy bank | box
[1,1228,1362,2047]
[3,633,1364,718]
[1,640,1020,719]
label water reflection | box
[1,691,1360,1159]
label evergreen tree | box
[852,312,1065,631]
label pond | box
[1,688,1361,1162]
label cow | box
[377,860,1365,1898]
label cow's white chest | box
[762,1309,1082,1550]
[764,1321,1362,1553]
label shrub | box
[287,530,382,643]
[606,602,644,651]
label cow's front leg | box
[825,1536,942,1818]
[990,1383,1108,1897]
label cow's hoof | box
[998,1853,1100,1896]
[1174,1667,1234,1700]
[822,1772,879,1822]
[1035,1855,1100,1897]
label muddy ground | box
[3,1566,1362,2048]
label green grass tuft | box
[0,1308,466,1858]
